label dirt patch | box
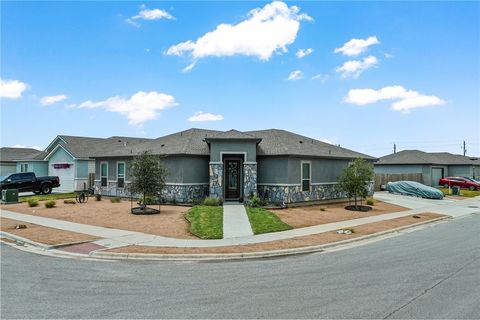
[4,201,196,239]
[1,218,99,245]
[107,212,445,254]
[272,200,408,228]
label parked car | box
[0,172,60,194]
[438,176,480,190]
[386,181,444,199]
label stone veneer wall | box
[94,181,208,203]
[243,163,257,199]
[209,163,223,199]
[258,182,375,204]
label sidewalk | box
[222,204,253,238]
[0,205,453,250]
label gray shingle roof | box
[206,129,261,141]
[0,147,44,162]
[8,129,376,160]
[376,150,480,165]
[248,129,375,159]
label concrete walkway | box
[2,195,479,250]
[222,204,253,238]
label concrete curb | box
[0,231,53,250]
[90,216,450,261]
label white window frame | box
[117,161,125,188]
[20,163,29,173]
[301,160,311,192]
[100,161,108,187]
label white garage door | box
[49,163,75,192]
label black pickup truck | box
[0,172,60,194]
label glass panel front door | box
[225,159,241,199]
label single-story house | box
[0,147,43,176]
[374,150,480,187]
[14,128,375,204]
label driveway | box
[374,191,480,218]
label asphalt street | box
[1,214,479,319]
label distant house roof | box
[375,150,480,166]
[0,147,43,163]
[9,128,376,160]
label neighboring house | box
[92,128,375,204]
[14,135,151,193]
[0,147,42,176]
[374,150,480,188]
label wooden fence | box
[374,173,423,191]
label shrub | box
[249,195,261,207]
[171,196,177,205]
[45,200,56,208]
[366,198,375,206]
[95,194,102,201]
[27,199,38,207]
[203,197,220,206]
[64,199,76,204]
[192,197,203,205]
[320,206,327,211]
[138,195,156,205]
[110,197,121,203]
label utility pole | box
[393,143,396,153]
[463,140,467,156]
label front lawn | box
[246,207,292,235]
[185,205,223,239]
[439,188,480,198]
[19,192,77,202]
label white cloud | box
[40,94,67,106]
[126,5,174,27]
[384,53,394,58]
[0,78,28,99]
[287,70,303,81]
[166,1,312,69]
[336,55,378,78]
[344,85,446,113]
[76,91,177,125]
[334,36,380,57]
[188,111,224,122]
[296,48,313,58]
[311,74,329,83]
[320,139,333,144]
[10,144,43,150]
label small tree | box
[128,151,168,210]
[337,157,374,210]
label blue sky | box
[1,1,479,157]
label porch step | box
[222,204,254,238]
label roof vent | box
[118,139,122,142]
[299,140,303,144]
[161,144,165,147]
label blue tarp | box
[386,181,444,199]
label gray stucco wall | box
[95,155,208,183]
[209,141,257,162]
[374,164,423,174]
[257,157,289,184]
[258,156,355,184]
[449,165,473,178]
[1,163,16,176]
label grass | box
[246,207,293,235]
[439,188,480,198]
[185,205,223,239]
[19,192,76,203]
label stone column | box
[209,162,223,199]
[243,162,257,199]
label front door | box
[225,159,241,199]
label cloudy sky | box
[1,1,479,157]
